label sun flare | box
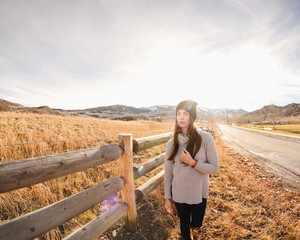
[136,42,281,109]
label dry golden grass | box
[246,124,300,136]
[1,112,299,240]
[0,112,173,239]
[0,112,173,162]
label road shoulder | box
[218,125,300,190]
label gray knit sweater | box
[164,129,219,204]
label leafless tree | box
[269,100,277,130]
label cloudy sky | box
[0,0,300,111]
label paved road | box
[218,124,300,175]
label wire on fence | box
[0,129,172,148]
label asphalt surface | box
[218,124,300,176]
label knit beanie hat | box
[176,100,198,121]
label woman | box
[164,100,219,240]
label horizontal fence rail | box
[200,127,215,138]
[63,203,128,240]
[1,129,214,239]
[0,177,125,240]
[133,132,172,153]
[135,170,165,202]
[133,153,165,179]
[0,144,122,194]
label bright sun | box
[136,42,280,110]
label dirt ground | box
[98,195,177,240]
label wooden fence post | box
[118,134,138,232]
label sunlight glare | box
[138,42,281,109]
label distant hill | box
[198,107,247,120]
[56,104,176,121]
[0,99,23,111]
[0,99,61,115]
[2,99,299,123]
[57,104,247,121]
[245,103,300,118]
[0,98,247,121]
[232,103,300,124]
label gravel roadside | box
[218,125,300,189]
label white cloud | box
[0,0,299,111]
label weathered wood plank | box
[119,134,138,232]
[200,127,215,138]
[0,144,123,193]
[0,177,125,240]
[133,153,165,179]
[133,132,172,153]
[135,170,164,202]
[63,202,128,240]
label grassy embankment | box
[244,124,300,136]
[0,112,299,239]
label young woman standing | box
[164,100,219,240]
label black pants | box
[174,199,207,240]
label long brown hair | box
[168,116,202,161]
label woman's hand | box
[165,198,173,214]
[180,148,196,166]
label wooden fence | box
[0,132,172,240]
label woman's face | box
[176,109,191,130]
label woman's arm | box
[194,134,219,174]
[180,133,219,174]
[164,198,173,213]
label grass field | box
[0,112,173,239]
[0,112,174,162]
[245,124,300,135]
[0,112,299,239]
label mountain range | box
[1,99,299,122]
[51,104,247,121]
[246,103,300,117]
[0,99,60,115]
[235,103,300,124]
